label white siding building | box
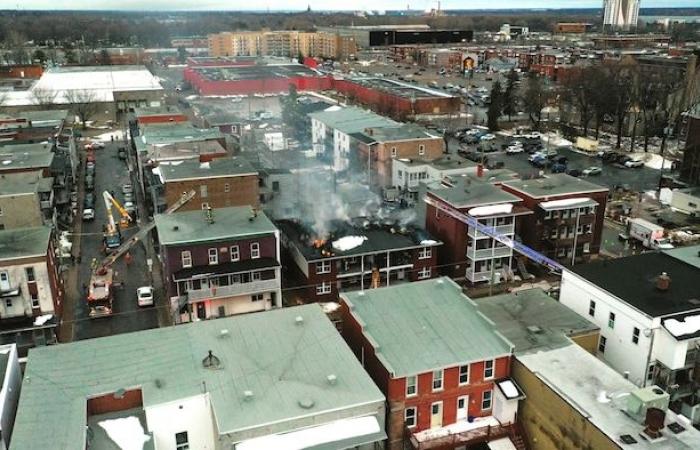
[0,344,21,450]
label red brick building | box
[341,278,524,450]
[502,174,609,263]
[133,106,188,126]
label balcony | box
[187,278,279,303]
[406,417,513,450]
[468,224,515,239]
[467,246,513,260]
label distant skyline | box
[3,1,699,12]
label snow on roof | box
[468,203,513,217]
[98,416,151,450]
[413,416,500,443]
[664,315,700,338]
[497,380,520,399]
[488,438,518,450]
[332,235,368,251]
[539,197,595,210]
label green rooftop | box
[503,173,608,198]
[309,106,398,135]
[0,171,43,196]
[157,157,257,182]
[12,304,385,449]
[20,109,69,125]
[0,226,51,260]
[474,288,599,355]
[342,277,512,377]
[362,124,439,142]
[0,143,54,171]
[664,244,700,269]
[136,123,224,153]
[426,176,522,208]
[156,206,277,246]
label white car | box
[124,201,136,215]
[480,134,496,141]
[506,145,524,154]
[583,166,602,176]
[137,286,154,307]
[625,159,644,168]
[82,208,95,221]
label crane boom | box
[103,191,132,223]
[424,195,564,273]
[98,190,196,269]
[102,191,118,232]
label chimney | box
[643,407,665,439]
[656,272,671,291]
[476,164,484,177]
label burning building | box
[277,217,441,302]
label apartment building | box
[0,172,52,230]
[502,174,608,263]
[425,176,531,283]
[151,157,259,213]
[277,219,441,302]
[155,206,281,322]
[0,226,61,356]
[559,246,700,424]
[391,155,478,196]
[208,30,357,60]
[11,305,387,450]
[341,278,523,450]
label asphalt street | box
[73,137,159,340]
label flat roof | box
[133,105,185,117]
[395,154,477,170]
[426,177,523,209]
[192,64,321,82]
[0,226,50,260]
[0,171,43,195]
[342,277,512,377]
[347,77,456,100]
[309,106,398,135]
[474,288,599,354]
[663,244,700,269]
[17,109,69,124]
[568,252,700,318]
[517,344,700,450]
[156,206,277,246]
[360,124,441,142]
[0,143,54,171]
[156,157,257,183]
[503,173,608,199]
[12,304,385,449]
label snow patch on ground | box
[92,130,124,142]
[642,153,674,170]
[468,204,513,216]
[98,416,151,450]
[332,235,367,251]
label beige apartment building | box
[208,30,357,60]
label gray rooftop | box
[0,171,44,196]
[503,173,608,198]
[474,288,599,354]
[12,304,385,449]
[20,109,69,125]
[136,123,224,152]
[518,344,700,450]
[361,124,440,142]
[342,277,513,377]
[0,143,55,171]
[308,107,398,135]
[664,244,700,269]
[0,226,50,260]
[426,177,522,209]
[157,157,257,182]
[156,206,277,246]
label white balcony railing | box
[187,279,280,303]
[466,246,513,260]
[468,224,515,239]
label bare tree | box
[522,72,547,130]
[31,87,57,106]
[64,90,100,129]
[0,90,8,114]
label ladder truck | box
[87,190,196,318]
[103,191,134,229]
[424,196,564,276]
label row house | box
[0,171,53,230]
[341,278,524,450]
[11,305,387,450]
[502,174,609,263]
[425,176,531,284]
[276,219,441,302]
[391,155,479,201]
[0,227,62,356]
[150,157,259,213]
[559,246,700,425]
[155,206,282,322]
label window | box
[459,364,470,385]
[316,282,332,295]
[418,247,432,259]
[200,184,208,198]
[484,360,494,379]
[201,202,210,210]
[418,144,425,155]
[588,300,596,317]
[224,183,230,193]
[647,364,655,383]
[250,242,260,259]
[391,147,397,157]
[31,292,40,309]
[406,375,417,397]
[316,261,331,274]
[632,327,640,345]
[252,271,261,281]
[417,267,431,280]
[5,298,12,308]
[208,248,218,265]
[598,336,607,354]
[25,267,35,282]
[432,369,443,391]
[405,407,417,428]
[175,431,189,450]
[608,312,616,329]
[482,390,493,410]
[230,245,240,262]
[181,251,192,268]
[251,293,264,302]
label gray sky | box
[6,1,699,11]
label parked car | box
[122,183,133,195]
[552,155,568,165]
[551,163,567,173]
[625,159,644,168]
[85,175,94,190]
[567,168,582,177]
[82,208,95,221]
[84,141,105,150]
[583,166,602,176]
[123,192,134,203]
[86,166,95,178]
[480,133,496,141]
[84,192,95,208]
[118,148,127,160]
[124,201,136,215]
[137,286,154,307]
[505,145,524,154]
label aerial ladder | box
[103,190,133,229]
[424,196,564,274]
[102,191,123,252]
[87,190,196,318]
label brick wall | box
[164,174,259,212]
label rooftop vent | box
[243,390,254,401]
[295,315,304,325]
[205,206,214,224]
[202,350,221,369]
[326,374,337,385]
[219,329,229,338]
[527,325,544,334]
[154,378,165,389]
[656,272,671,291]
[298,398,315,409]
[172,225,179,231]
